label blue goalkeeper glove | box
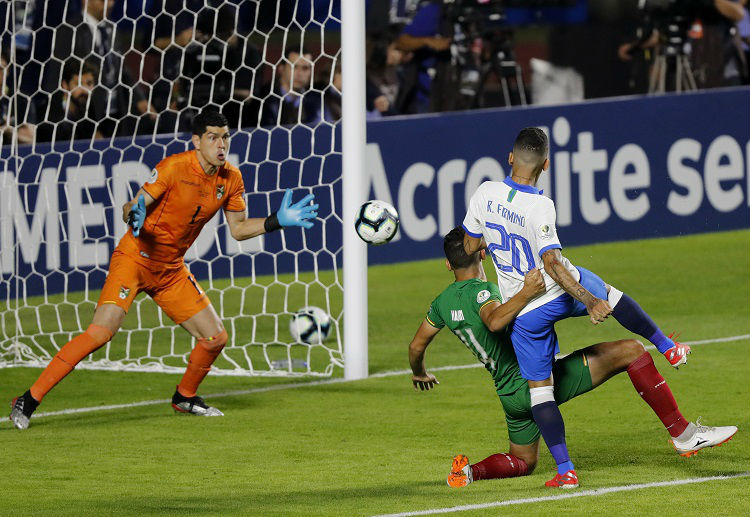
[275,189,319,230]
[128,195,146,237]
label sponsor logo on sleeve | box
[476,290,490,303]
[538,224,554,240]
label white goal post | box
[341,0,368,380]
[0,0,368,378]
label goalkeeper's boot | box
[171,389,223,416]
[447,454,473,487]
[664,333,691,369]
[671,418,737,457]
[545,470,579,489]
[9,390,40,430]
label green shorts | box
[498,349,593,445]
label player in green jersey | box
[409,227,737,487]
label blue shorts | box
[510,267,608,381]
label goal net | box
[0,1,346,376]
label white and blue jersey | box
[462,177,579,316]
[462,177,608,381]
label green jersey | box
[426,278,526,396]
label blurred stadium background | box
[0,0,748,516]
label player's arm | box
[395,33,451,52]
[224,210,270,240]
[463,233,486,255]
[121,188,156,224]
[542,248,611,324]
[408,320,441,391]
[122,188,156,236]
[225,189,320,241]
[480,269,545,332]
[395,5,451,52]
[462,184,488,256]
[714,0,745,22]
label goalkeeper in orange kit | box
[10,111,319,429]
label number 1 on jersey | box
[455,328,496,372]
[189,205,202,224]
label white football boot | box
[671,418,738,457]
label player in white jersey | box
[461,166,587,319]
[462,127,692,488]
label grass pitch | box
[1,230,748,517]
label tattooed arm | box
[541,248,612,324]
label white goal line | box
[0,333,747,424]
[367,472,750,517]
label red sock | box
[627,352,689,438]
[470,453,529,481]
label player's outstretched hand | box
[277,189,319,229]
[523,268,546,297]
[129,195,146,237]
[412,373,439,391]
[588,298,612,325]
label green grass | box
[1,230,748,517]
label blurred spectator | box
[692,0,747,86]
[618,0,748,89]
[47,0,156,137]
[367,35,408,115]
[740,2,750,83]
[151,1,196,52]
[716,0,750,84]
[394,0,453,113]
[261,47,322,127]
[0,51,35,145]
[35,59,100,143]
[176,3,263,131]
[144,0,202,134]
[321,63,390,122]
[322,64,343,122]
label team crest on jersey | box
[538,224,554,240]
[216,185,225,200]
[119,286,131,300]
[147,168,158,184]
[476,290,490,303]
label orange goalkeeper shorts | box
[97,248,210,324]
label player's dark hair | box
[284,45,312,59]
[61,58,98,84]
[444,227,479,270]
[512,127,548,168]
[192,110,229,136]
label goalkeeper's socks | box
[530,386,574,476]
[177,330,228,398]
[470,453,529,480]
[30,324,112,401]
[611,293,674,354]
[627,351,689,438]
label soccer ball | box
[289,306,332,344]
[355,200,399,245]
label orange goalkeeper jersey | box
[118,150,246,263]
